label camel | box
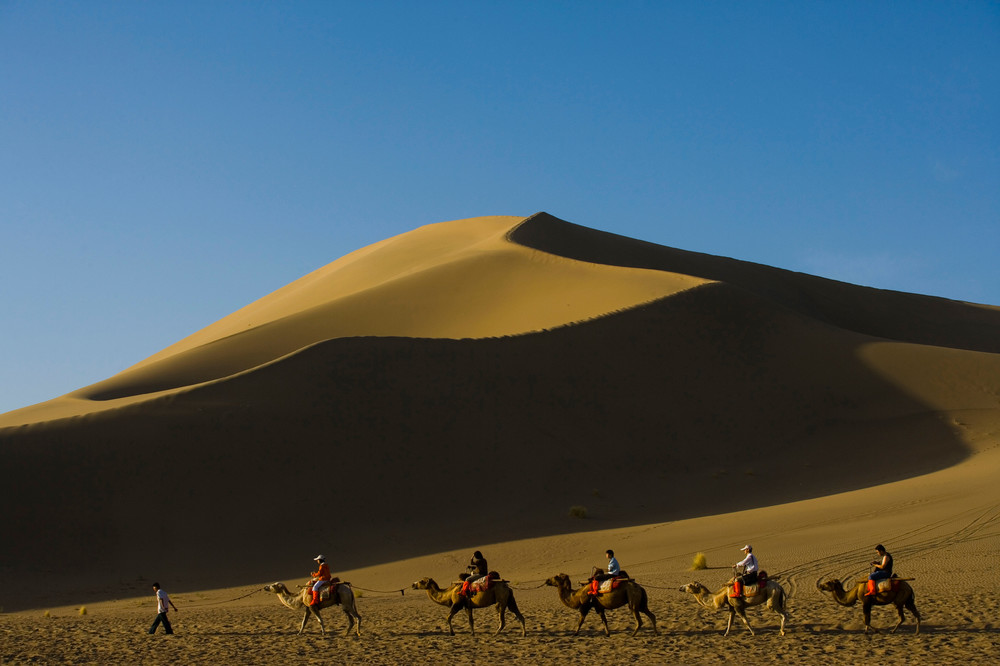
[411,576,526,636]
[679,578,788,636]
[544,573,658,636]
[817,578,920,634]
[263,582,361,636]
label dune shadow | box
[4,214,1000,611]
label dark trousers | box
[869,569,891,581]
[149,612,173,634]
[738,571,758,585]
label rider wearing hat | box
[734,545,759,586]
[309,555,332,606]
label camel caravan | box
[262,545,921,637]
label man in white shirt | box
[148,582,178,635]
[734,545,759,585]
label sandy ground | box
[5,447,999,664]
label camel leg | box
[862,600,877,634]
[724,608,734,637]
[905,598,921,635]
[640,602,658,635]
[574,607,590,635]
[597,608,611,637]
[505,595,526,636]
[445,605,460,636]
[890,603,906,634]
[736,607,754,636]
[466,605,475,636]
[301,607,325,635]
[630,606,643,637]
[495,603,506,636]
[344,601,362,637]
[341,605,358,637]
[768,595,787,636]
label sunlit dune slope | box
[7,214,707,418]
[1,211,998,607]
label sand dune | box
[1,212,998,663]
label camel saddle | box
[460,572,499,597]
[865,575,899,597]
[316,577,341,602]
[729,571,768,599]
[588,575,629,596]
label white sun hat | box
[741,545,752,551]
[314,554,325,561]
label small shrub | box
[79,607,87,616]
[44,610,51,618]
[692,553,708,570]
[569,505,589,519]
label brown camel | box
[411,577,526,636]
[817,578,920,634]
[544,573,658,636]
[679,579,788,636]
[263,582,361,636]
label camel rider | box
[594,549,620,582]
[869,545,893,588]
[309,555,332,606]
[735,545,759,587]
[468,551,488,579]
[461,551,489,597]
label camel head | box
[263,582,290,594]
[411,577,434,591]
[544,574,572,589]
[679,582,710,595]
[817,579,843,594]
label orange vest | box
[311,562,331,581]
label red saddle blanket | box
[728,572,768,598]
[865,577,899,596]
[589,576,625,596]
[460,573,497,597]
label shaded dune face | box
[3,280,996,595]
[1,212,999,606]
[511,213,1000,353]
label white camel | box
[680,578,788,636]
[263,581,361,635]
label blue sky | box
[1,1,998,415]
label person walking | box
[148,582,178,635]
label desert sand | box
[2,212,998,663]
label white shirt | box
[156,589,171,613]
[737,553,758,573]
